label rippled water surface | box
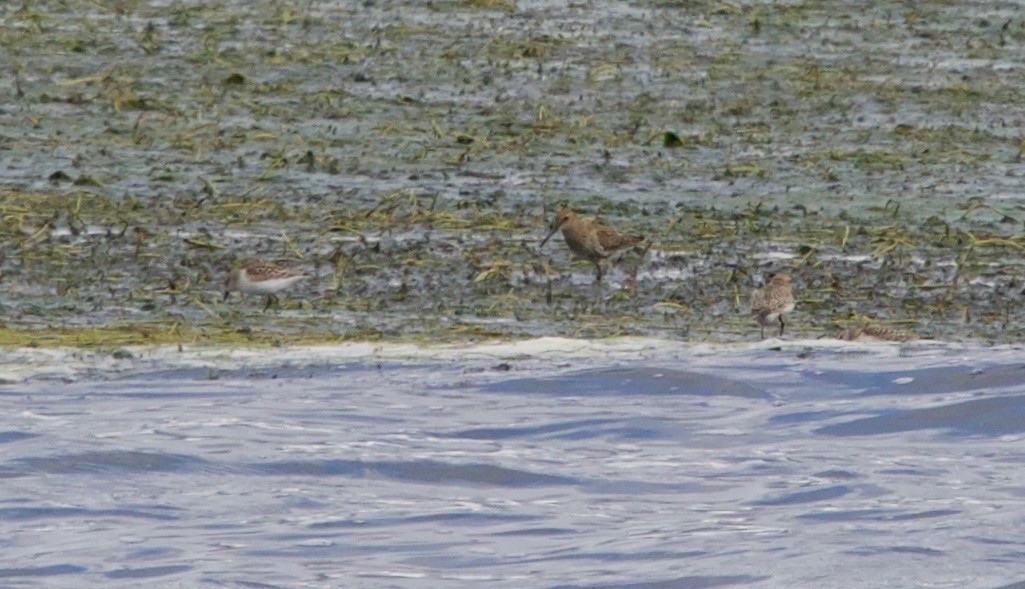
[5,342,1025,587]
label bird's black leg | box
[778,315,786,337]
[760,325,766,340]
[594,261,604,283]
[264,295,274,312]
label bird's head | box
[540,208,577,247]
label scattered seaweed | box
[4,1,1025,347]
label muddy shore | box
[3,0,1025,348]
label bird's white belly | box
[237,274,304,294]
[758,302,794,324]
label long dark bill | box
[539,226,559,247]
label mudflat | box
[2,1,1024,346]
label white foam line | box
[1,334,1022,384]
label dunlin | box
[539,208,644,282]
[750,272,795,338]
[224,260,308,310]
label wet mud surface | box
[4,0,1025,346]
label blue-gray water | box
[4,341,1025,588]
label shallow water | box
[4,340,1025,587]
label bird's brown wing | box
[863,324,913,342]
[594,225,644,253]
[765,285,794,314]
[247,262,306,281]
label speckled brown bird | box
[836,320,914,342]
[750,272,795,339]
[539,208,644,282]
[224,260,308,310]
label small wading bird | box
[224,260,308,311]
[539,208,644,283]
[750,272,795,339]
[835,319,914,342]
